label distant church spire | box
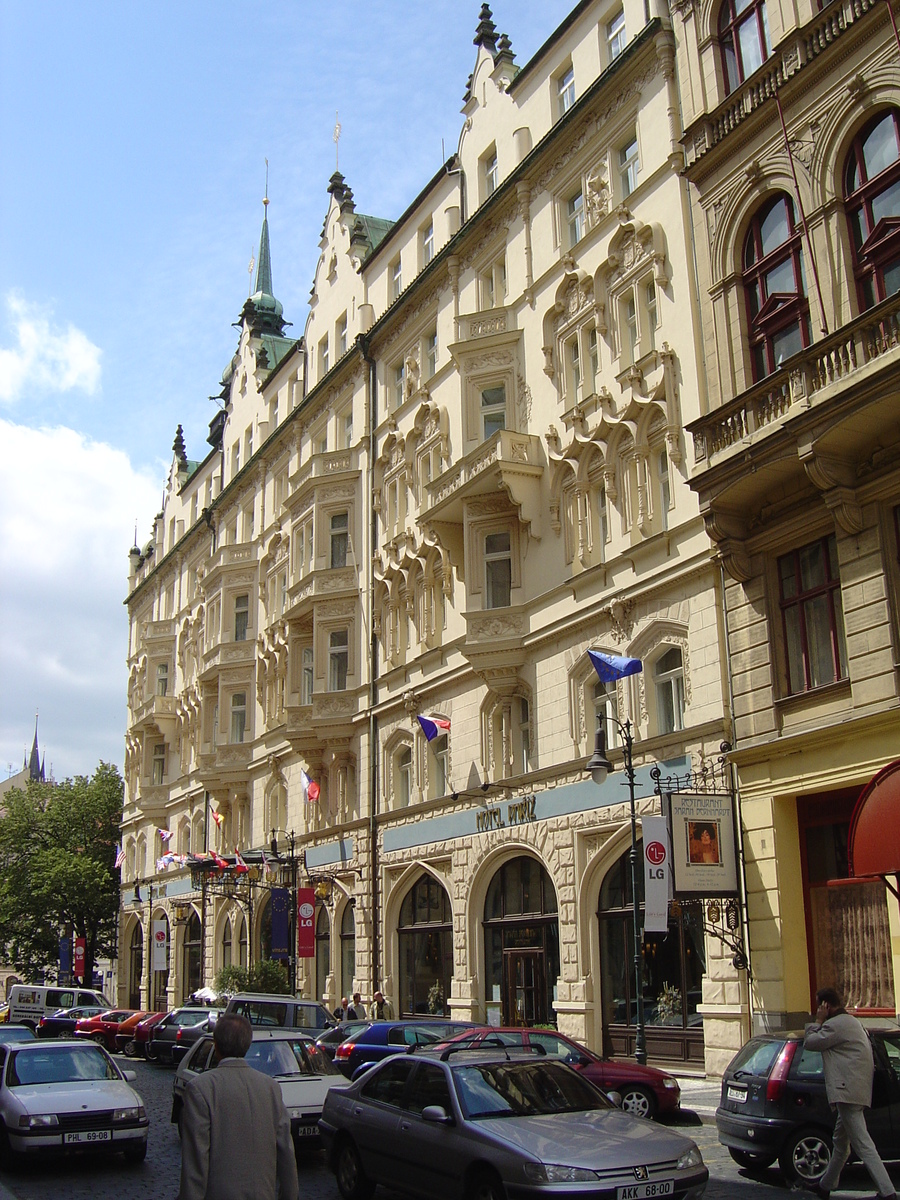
[27,715,45,783]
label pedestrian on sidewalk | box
[177,1013,299,1200]
[368,989,394,1020]
[803,986,896,1200]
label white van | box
[7,984,110,1028]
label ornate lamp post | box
[270,828,297,993]
[585,650,648,1067]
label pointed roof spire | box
[173,424,187,467]
[28,715,42,782]
[474,4,498,54]
[242,168,285,336]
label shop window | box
[778,534,848,694]
[485,531,512,609]
[230,693,247,744]
[845,109,900,310]
[328,629,349,692]
[330,512,349,569]
[743,194,810,379]
[654,647,685,734]
[606,7,626,60]
[183,914,202,1001]
[234,594,249,642]
[398,875,452,1017]
[718,0,771,93]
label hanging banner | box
[151,919,169,972]
[643,815,671,933]
[270,888,290,959]
[297,888,316,958]
[58,935,72,978]
[666,791,739,897]
[73,937,86,980]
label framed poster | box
[665,791,738,897]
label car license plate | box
[617,1183,673,1199]
[296,1125,319,1137]
[727,1085,747,1103]
[64,1130,111,1144]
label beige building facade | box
[118,0,767,1073]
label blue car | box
[333,1019,478,1079]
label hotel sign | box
[475,794,536,833]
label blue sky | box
[0,0,573,780]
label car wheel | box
[123,1039,138,1058]
[778,1127,832,1185]
[145,1043,159,1062]
[728,1148,777,1171]
[335,1138,375,1200]
[467,1169,506,1200]
[123,1140,148,1165]
[91,1033,107,1046]
[618,1085,657,1119]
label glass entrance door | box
[503,949,547,1026]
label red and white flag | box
[210,809,224,828]
[300,769,320,802]
[234,848,249,874]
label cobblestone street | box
[0,1061,896,1200]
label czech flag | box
[418,715,451,742]
[301,769,320,802]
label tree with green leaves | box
[0,762,123,987]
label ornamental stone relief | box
[464,349,515,375]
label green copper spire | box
[253,201,273,298]
[242,195,285,335]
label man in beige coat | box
[177,1014,299,1200]
[803,987,896,1200]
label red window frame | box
[777,534,846,695]
[844,109,900,311]
[743,194,810,380]
[718,0,771,94]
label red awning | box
[849,759,900,879]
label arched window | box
[182,913,202,1000]
[743,194,810,379]
[221,920,232,970]
[315,906,331,1001]
[237,916,248,969]
[340,903,356,996]
[398,876,452,1016]
[845,109,900,310]
[598,842,706,1061]
[484,857,559,1026]
[718,0,770,93]
[128,923,143,1010]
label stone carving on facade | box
[600,598,634,644]
[463,349,515,375]
[799,445,864,534]
[586,165,610,226]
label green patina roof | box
[257,333,297,373]
[356,214,394,254]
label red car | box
[436,1026,681,1118]
[73,1008,143,1052]
[124,1010,168,1058]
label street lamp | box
[270,828,297,994]
[585,650,648,1067]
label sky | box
[0,0,575,782]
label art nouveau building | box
[120,0,744,1070]
[678,0,900,1037]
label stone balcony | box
[129,694,176,735]
[461,605,530,694]
[200,543,258,592]
[285,566,359,617]
[287,446,359,509]
[197,741,253,785]
[422,429,544,537]
[200,633,257,677]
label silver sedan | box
[319,1048,708,1200]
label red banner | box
[297,888,316,958]
[74,937,86,980]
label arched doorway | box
[315,907,331,1001]
[152,914,170,1011]
[182,913,202,1000]
[398,875,452,1016]
[598,841,706,1064]
[237,915,248,969]
[483,856,559,1026]
[340,902,356,998]
[128,923,143,1009]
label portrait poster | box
[665,792,738,897]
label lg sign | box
[646,841,667,865]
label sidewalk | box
[674,1073,721,1121]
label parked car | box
[716,1024,900,1186]
[0,1026,37,1044]
[433,1025,681,1119]
[315,1020,370,1062]
[149,1007,222,1065]
[0,1039,148,1165]
[332,1019,480,1078]
[37,1006,105,1040]
[6,984,109,1030]
[173,1027,343,1152]
[73,1009,144,1053]
[223,994,336,1036]
[320,1047,709,1200]
[127,1010,168,1059]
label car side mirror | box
[121,1069,137,1082]
[421,1105,453,1124]
[607,1090,623,1108]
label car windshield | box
[453,1061,611,1119]
[7,1046,120,1086]
[245,1039,338,1077]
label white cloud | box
[0,293,102,404]
[0,420,160,780]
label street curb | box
[0,1179,19,1200]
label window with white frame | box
[337,313,348,357]
[654,647,685,734]
[328,629,349,691]
[301,646,314,705]
[481,385,506,440]
[431,733,449,798]
[391,256,402,299]
[234,594,249,641]
[244,426,253,462]
[232,441,240,477]
[425,327,438,378]
[342,406,353,449]
[243,501,254,542]
[269,396,279,432]
[319,336,330,377]
[566,334,581,398]
[418,441,442,502]
[619,276,659,366]
[557,65,575,117]
[230,692,247,744]
[566,189,585,248]
[294,521,312,579]
[151,741,166,786]
[619,133,640,198]
[485,531,512,608]
[593,677,618,748]
[517,696,531,774]
[397,745,413,808]
[156,663,168,697]
[392,361,405,410]
[422,221,435,266]
[588,328,600,393]
[330,512,349,569]
[607,8,626,59]
[656,448,671,530]
[483,146,499,199]
[596,481,609,552]
[480,255,507,309]
[315,429,328,456]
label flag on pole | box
[234,848,249,874]
[211,851,228,870]
[210,809,224,828]
[114,845,125,869]
[417,715,451,742]
[157,828,173,842]
[261,847,273,877]
[300,769,320,802]
[587,650,643,682]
